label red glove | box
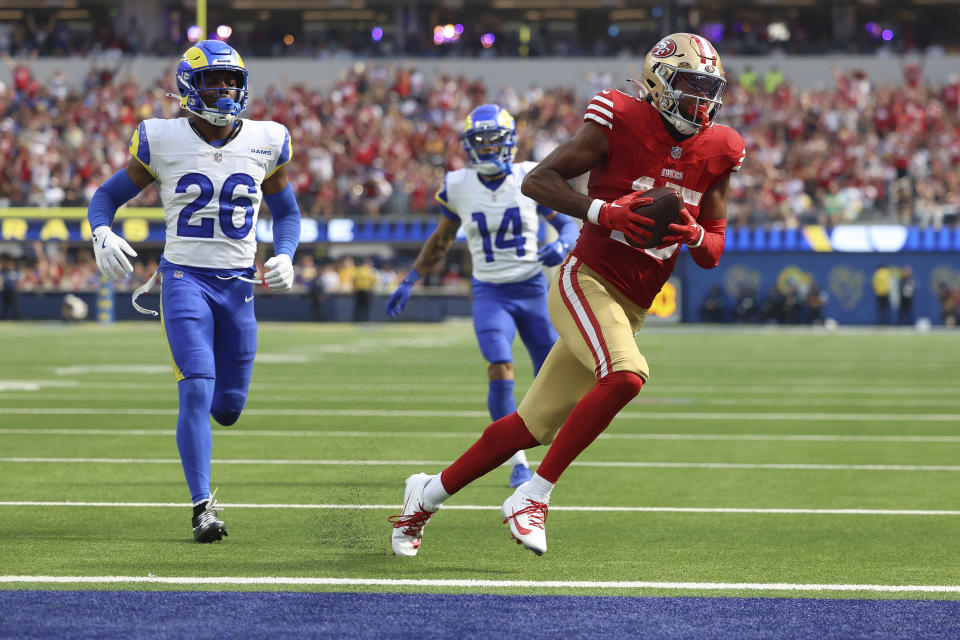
[659,207,705,248]
[589,192,655,247]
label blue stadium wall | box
[5,220,959,325]
[13,251,957,326]
[676,252,955,325]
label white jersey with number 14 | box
[436,161,544,284]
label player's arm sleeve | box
[435,174,460,221]
[87,169,143,229]
[543,208,579,247]
[263,184,301,258]
[688,218,725,269]
[730,140,746,173]
[128,121,157,179]
[583,91,618,145]
[265,126,293,179]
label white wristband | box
[688,224,706,248]
[586,199,604,225]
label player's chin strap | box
[132,271,160,317]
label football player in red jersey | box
[389,33,746,557]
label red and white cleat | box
[500,485,548,556]
[388,473,438,557]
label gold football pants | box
[518,255,649,444]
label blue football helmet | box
[461,104,517,175]
[176,40,248,127]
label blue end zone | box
[2,591,959,639]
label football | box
[626,186,683,249]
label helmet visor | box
[466,129,510,149]
[672,70,725,102]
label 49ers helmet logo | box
[650,39,676,57]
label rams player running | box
[86,40,301,542]
[389,34,745,557]
[385,104,578,488]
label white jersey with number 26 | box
[129,117,292,269]
[436,161,545,284]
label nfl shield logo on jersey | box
[174,270,184,279]
[213,152,223,163]
[671,146,682,159]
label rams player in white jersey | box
[86,40,301,542]
[385,104,578,489]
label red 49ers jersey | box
[572,90,746,308]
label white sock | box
[422,474,450,511]
[522,473,555,503]
[506,450,529,468]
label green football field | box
[1,321,958,599]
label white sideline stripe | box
[27,380,960,396]
[5,393,960,409]
[0,501,958,516]
[8,392,960,409]
[31,378,960,394]
[4,428,960,444]
[0,575,958,593]
[4,457,960,472]
[3,407,958,422]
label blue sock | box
[176,377,215,504]
[487,379,516,421]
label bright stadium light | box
[881,29,894,41]
[443,24,456,40]
[480,33,495,48]
[186,25,203,42]
[371,27,383,42]
[767,22,790,42]
[216,24,232,39]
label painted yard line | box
[0,575,958,593]
[0,394,503,406]
[4,428,960,444]
[0,501,958,516]
[3,457,960,472]
[4,392,960,409]
[1,407,958,422]
[30,380,960,395]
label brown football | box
[627,186,683,249]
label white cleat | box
[500,484,548,556]
[388,473,438,557]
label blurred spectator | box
[733,285,758,323]
[805,282,828,325]
[760,285,785,324]
[897,265,916,326]
[319,262,341,296]
[938,283,958,327]
[699,285,727,323]
[352,257,378,322]
[1,254,21,319]
[872,265,893,324]
[782,282,802,324]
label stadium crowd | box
[1,59,959,230]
